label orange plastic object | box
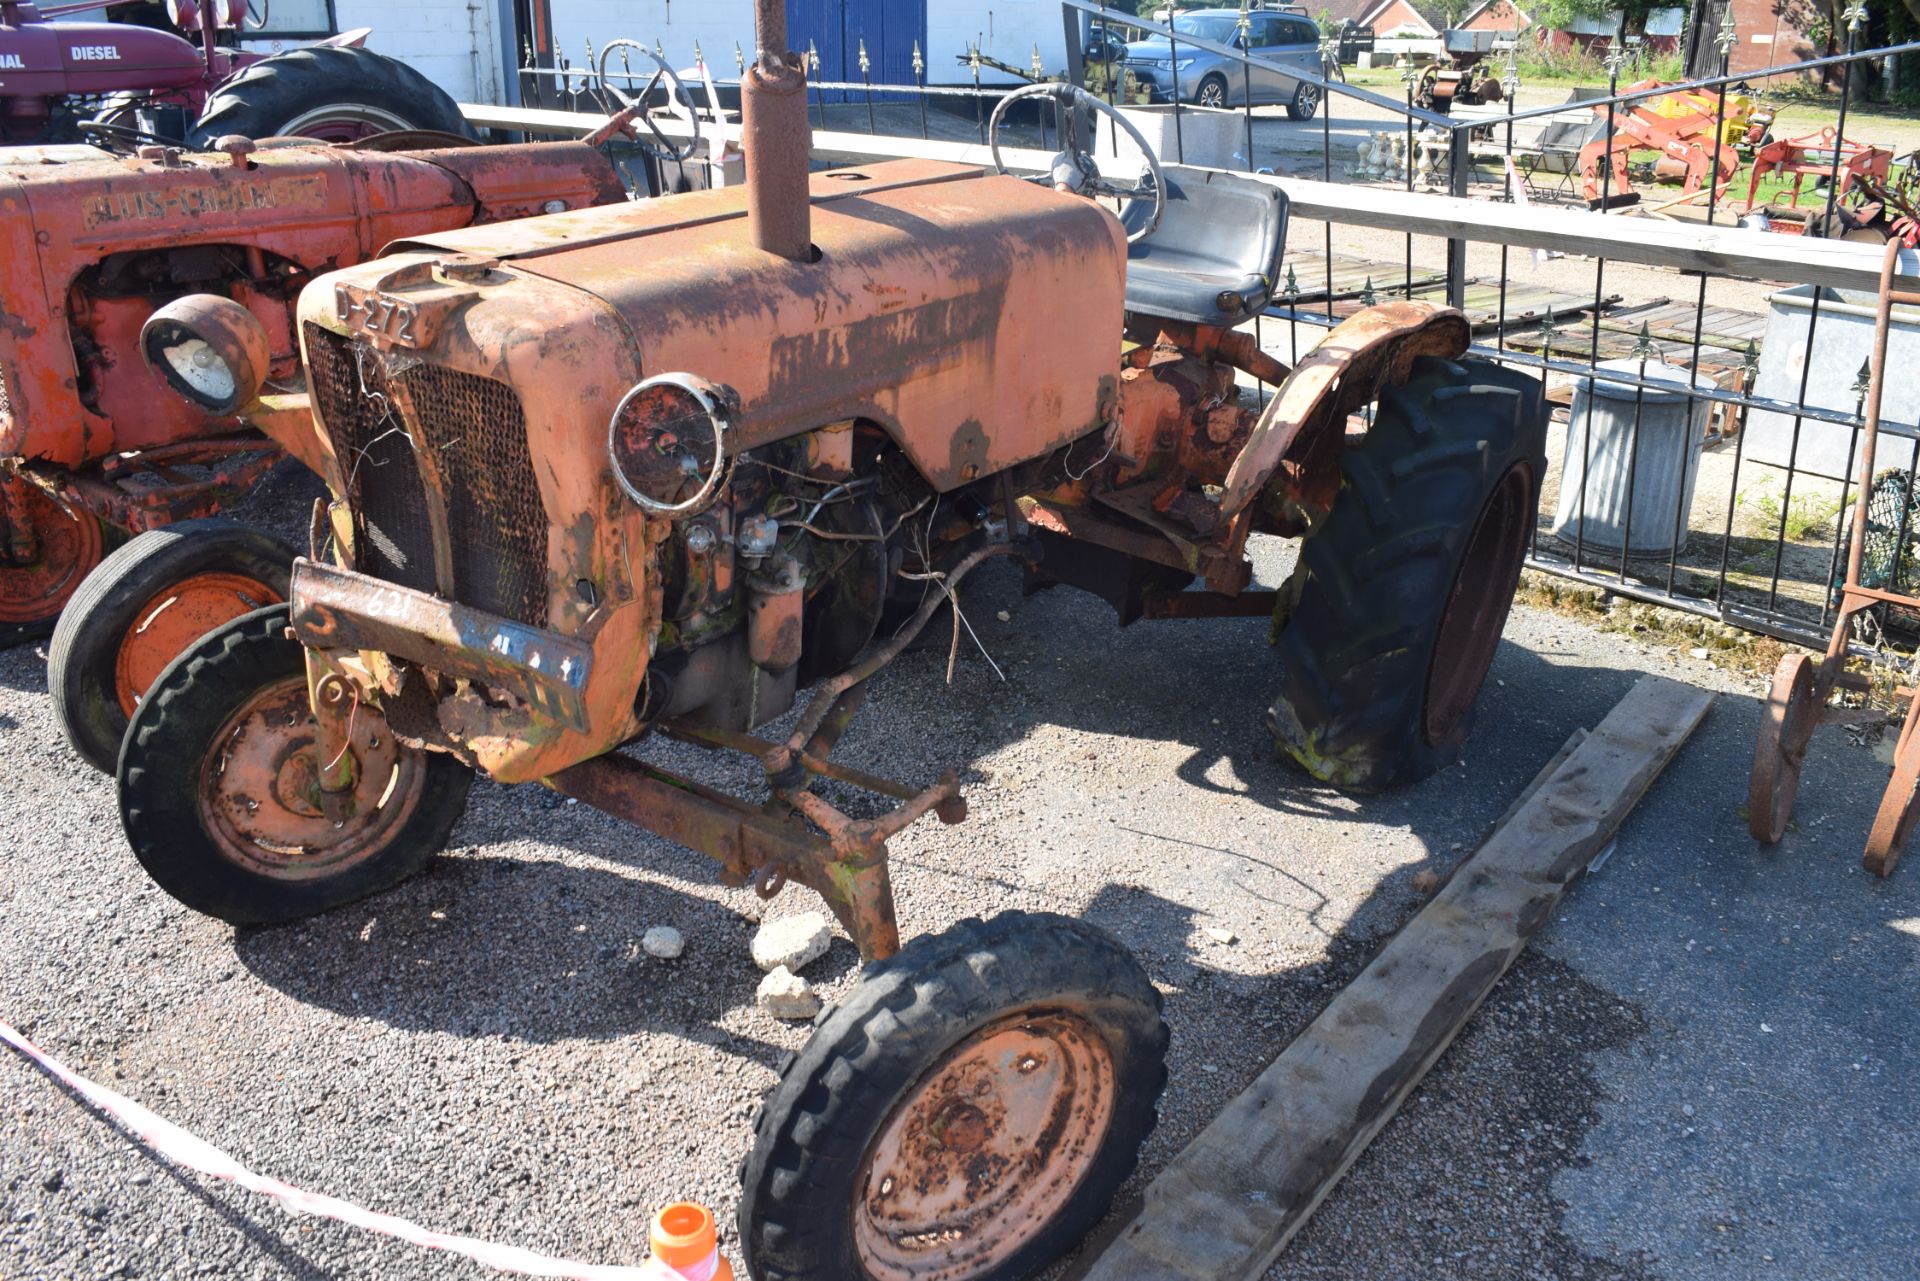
[650,1202,733,1280]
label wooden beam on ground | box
[1075,674,1714,1281]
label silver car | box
[1124,8,1324,120]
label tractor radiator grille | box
[303,324,549,627]
[305,325,436,597]
[397,365,550,628]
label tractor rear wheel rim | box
[198,675,426,880]
[114,572,284,718]
[852,1011,1116,1281]
[0,480,103,625]
[274,103,416,142]
[1424,461,1533,745]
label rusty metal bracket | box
[545,750,904,960]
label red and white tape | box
[0,1017,697,1280]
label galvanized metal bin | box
[1747,284,1920,481]
[1111,105,1246,170]
[1553,359,1711,557]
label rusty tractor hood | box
[370,157,1129,491]
[0,139,624,465]
[289,158,1127,781]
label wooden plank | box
[1076,674,1714,1281]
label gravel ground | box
[3,460,1917,1281]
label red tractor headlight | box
[140,294,270,416]
[607,373,735,518]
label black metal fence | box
[503,2,1920,655]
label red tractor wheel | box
[1864,693,1920,877]
[0,474,109,645]
[739,913,1167,1281]
[1748,652,1820,844]
[186,45,474,149]
[118,605,470,925]
[50,520,294,774]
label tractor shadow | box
[233,552,1639,1084]
[231,790,805,1068]
[809,556,1649,890]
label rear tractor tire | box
[51,519,295,774]
[739,912,1167,1281]
[1269,355,1547,791]
[118,605,470,925]
[0,475,112,648]
[186,45,475,149]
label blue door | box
[787,0,928,103]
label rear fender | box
[1216,301,1470,527]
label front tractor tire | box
[118,605,470,925]
[186,45,475,149]
[739,912,1167,1281]
[1269,355,1546,791]
[51,520,295,775]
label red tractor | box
[1,134,628,762]
[0,0,471,147]
[116,5,1545,1275]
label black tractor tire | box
[187,45,474,149]
[1194,73,1229,109]
[119,605,470,925]
[1286,80,1321,121]
[739,912,1167,1281]
[1269,355,1546,791]
[51,519,294,775]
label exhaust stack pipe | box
[743,0,812,262]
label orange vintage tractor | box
[116,4,1545,1276]
[0,133,628,770]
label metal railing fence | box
[494,2,1920,654]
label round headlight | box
[139,294,270,415]
[607,373,734,518]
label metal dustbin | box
[1552,359,1711,557]
[1110,105,1245,169]
[1745,283,1920,481]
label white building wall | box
[237,0,504,103]
[929,0,1069,85]
[333,0,503,102]
[542,1,753,81]
[538,1,1071,89]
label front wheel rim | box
[1198,82,1224,107]
[198,675,429,880]
[113,572,283,717]
[1424,462,1533,744]
[0,482,102,624]
[851,1011,1117,1280]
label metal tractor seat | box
[1120,164,1290,327]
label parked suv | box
[1125,7,1324,120]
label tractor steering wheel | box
[79,118,185,152]
[988,82,1165,244]
[246,0,269,30]
[594,39,702,164]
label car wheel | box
[1287,81,1321,121]
[1196,75,1228,109]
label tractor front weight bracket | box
[545,698,971,964]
